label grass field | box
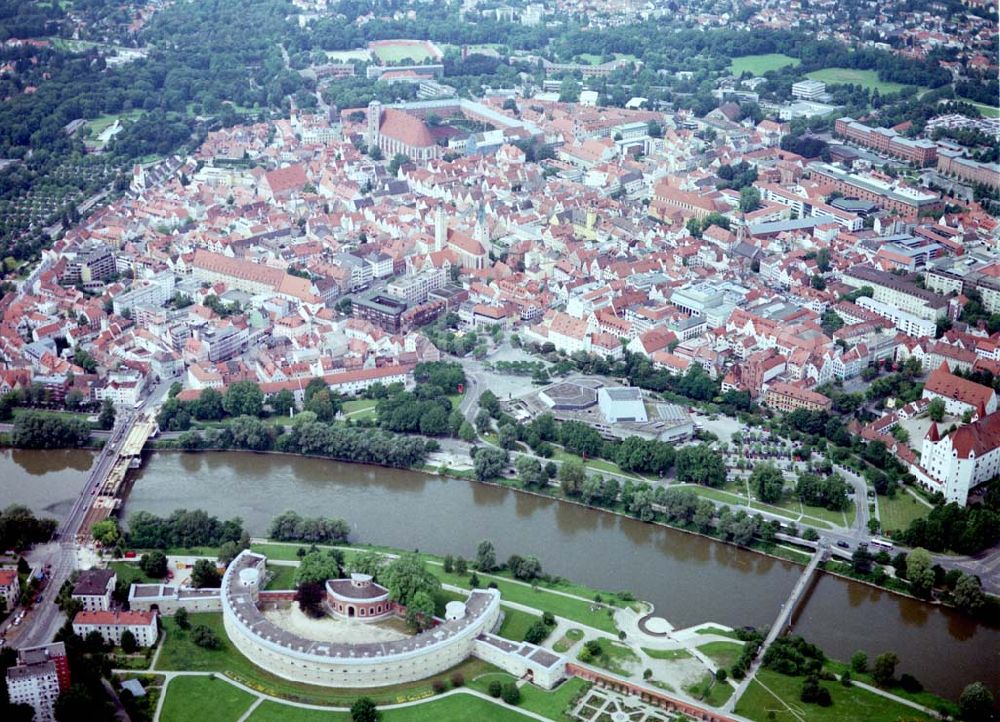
[372,42,436,64]
[108,561,162,587]
[497,605,543,642]
[237,691,542,722]
[340,399,377,421]
[806,68,913,94]
[684,674,734,707]
[160,676,256,722]
[878,492,930,534]
[696,641,743,669]
[551,448,640,479]
[680,484,839,529]
[86,110,142,137]
[581,640,639,676]
[694,625,740,640]
[729,53,800,75]
[469,674,588,722]
[735,669,933,722]
[964,100,1000,118]
[641,647,692,661]
[264,564,297,590]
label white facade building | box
[6,663,60,722]
[72,609,159,647]
[918,412,1000,506]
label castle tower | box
[367,100,382,149]
[434,205,446,251]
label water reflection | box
[8,448,93,475]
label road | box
[4,379,175,649]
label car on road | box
[836,541,850,549]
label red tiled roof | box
[951,411,1000,459]
[0,569,17,585]
[74,610,155,626]
[924,363,995,409]
[380,109,435,148]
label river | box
[2,450,997,700]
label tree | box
[295,581,326,618]
[473,447,508,480]
[959,682,995,722]
[501,682,521,705]
[476,540,497,572]
[383,553,440,607]
[488,680,503,698]
[675,444,726,487]
[927,398,946,422]
[507,554,542,581]
[387,153,411,176]
[139,551,168,578]
[516,456,544,487]
[558,77,580,103]
[497,424,518,450]
[871,651,898,687]
[97,399,116,430]
[952,573,985,614]
[91,519,120,547]
[905,548,935,597]
[296,551,343,585]
[120,629,137,654]
[190,559,221,588]
[174,607,190,629]
[193,388,225,421]
[739,186,762,213]
[558,458,586,496]
[350,698,380,722]
[750,463,784,504]
[454,557,468,575]
[223,381,263,417]
[524,619,550,644]
[458,420,477,442]
[191,623,221,649]
[405,589,435,631]
[270,388,296,416]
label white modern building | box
[856,296,936,338]
[792,79,826,100]
[598,386,648,423]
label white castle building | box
[917,412,1000,505]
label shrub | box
[191,624,221,650]
[431,680,446,694]
[501,682,521,705]
[488,680,502,698]
[524,620,550,645]
[174,607,190,630]
[450,672,464,688]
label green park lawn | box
[680,483,842,530]
[339,398,377,419]
[729,53,800,75]
[497,605,544,642]
[551,448,640,479]
[966,101,1000,118]
[696,641,743,669]
[806,68,914,94]
[581,640,640,676]
[264,563,297,590]
[694,625,740,640]
[469,674,588,722]
[878,492,930,534]
[735,669,933,722]
[642,647,692,661]
[159,676,256,722]
[684,674,734,707]
[108,561,162,587]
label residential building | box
[764,382,833,413]
[72,609,159,647]
[921,363,997,417]
[71,568,116,611]
[0,568,19,608]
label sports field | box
[371,40,440,64]
[805,68,913,94]
[729,53,800,75]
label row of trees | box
[9,411,92,449]
[125,509,246,550]
[268,510,350,544]
[0,505,56,550]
